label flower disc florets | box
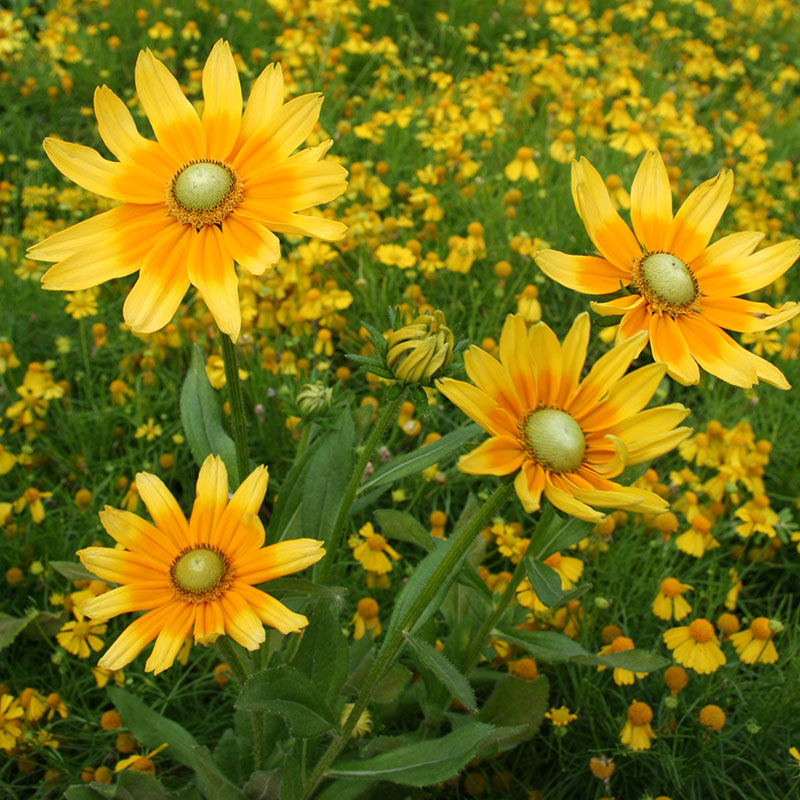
[523,408,586,472]
[171,546,231,601]
[633,251,699,314]
[167,160,243,229]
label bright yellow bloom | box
[597,635,646,685]
[436,313,690,522]
[340,703,372,737]
[663,618,726,674]
[734,494,779,538]
[699,704,726,732]
[29,40,347,341]
[729,617,779,664]
[350,597,381,640]
[350,522,401,574]
[0,695,25,752]
[545,706,577,727]
[652,577,693,621]
[620,701,656,751]
[77,455,324,674]
[536,151,800,388]
[56,610,107,658]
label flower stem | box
[301,479,515,800]
[220,333,249,485]
[461,504,554,673]
[314,387,407,585]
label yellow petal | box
[235,203,348,240]
[78,546,167,584]
[135,49,206,163]
[80,583,173,620]
[99,603,175,671]
[556,312,590,407]
[536,249,630,294]
[463,345,525,419]
[122,223,191,333]
[630,150,672,252]
[186,224,241,340]
[649,313,700,386]
[245,157,348,212]
[220,589,266,649]
[43,138,166,204]
[664,169,734,264]
[145,603,195,674]
[233,63,284,159]
[189,455,229,545]
[201,40,242,159]
[233,538,324,584]
[214,465,269,553]
[99,507,177,564]
[699,296,800,332]
[457,436,525,476]
[94,85,175,174]
[543,476,605,523]
[435,378,518,438]
[527,321,562,406]
[233,583,309,634]
[514,461,546,513]
[135,471,191,550]
[498,314,537,408]
[222,213,281,275]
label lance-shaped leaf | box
[404,633,477,711]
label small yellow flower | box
[350,597,381,640]
[729,617,779,664]
[663,618,726,674]
[597,636,646,685]
[545,706,577,727]
[134,418,163,441]
[620,700,656,751]
[350,522,401,575]
[56,610,107,658]
[0,694,25,751]
[652,577,693,621]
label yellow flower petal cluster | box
[620,701,656,751]
[437,313,691,522]
[729,617,779,664]
[663,618,726,674]
[77,455,324,674]
[29,40,348,341]
[536,151,800,388]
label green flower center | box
[174,162,233,210]
[173,548,225,593]
[637,252,698,309]
[524,408,585,473]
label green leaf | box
[268,440,317,544]
[213,728,245,785]
[315,778,375,800]
[358,423,481,494]
[373,509,434,552]
[277,754,303,800]
[107,687,200,769]
[303,411,354,553]
[372,663,413,704]
[64,786,113,800]
[49,560,96,581]
[523,559,564,608]
[404,633,477,712]
[190,745,247,800]
[257,578,346,601]
[236,666,338,737]
[292,603,349,706]
[0,610,39,650]
[595,649,670,673]
[529,511,593,560]
[112,771,174,800]
[180,344,239,488]
[242,771,280,800]
[328,722,496,786]
[497,629,590,662]
[474,675,549,755]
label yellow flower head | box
[350,597,381,640]
[597,635,645,685]
[536,151,800,388]
[620,700,656,751]
[29,40,348,341]
[56,610,107,658]
[663,618,726,674]
[545,706,577,727]
[729,616,779,664]
[350,522,401,575]
[0,694,25,752]
[652,577,694,621]
[437,313,690,522]
[77,455,324,674]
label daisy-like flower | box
[729,617,779,664]
[619,700,656,751]
[56,610,107,658]
[652,577,693,621]
[535,151,800,388]
[663,618,726,674]
[349,522,402,575]
[436,313,691,522]
[28,40,348,341]
[545,706,577,727]
[0,695,25,752]
[77,455,324,674]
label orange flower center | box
[750,616,772,639]
[170,545,232,602]
[688,618,714,643]
[611,635,634,652]
[367,534,387,551]
[73,621,92,638]
[167,160,243,229]
[633,251,699,313]
[523,408,586,473]
[660,577,682,597]
[627,701,652,726]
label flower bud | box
[384,310,453,384]
[296,383,333,417]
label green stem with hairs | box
[315,387,407,584]
[301,479,515,800]
[220,333,249,484]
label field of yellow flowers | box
[2,1,800,798]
